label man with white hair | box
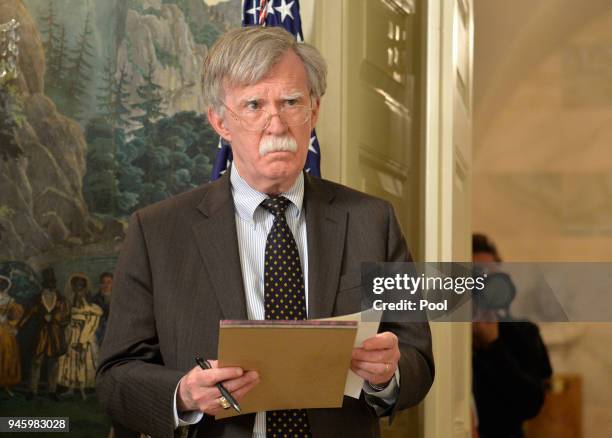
[97,26,434,438]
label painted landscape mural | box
[0,0,240,435]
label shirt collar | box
[230,162,304,224]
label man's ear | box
[207,107,232,142]
[310,97,321,128]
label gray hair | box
[202,26,327,113]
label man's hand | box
[177,360,259,416]
[351,332,400,387]
[472,321,499,349]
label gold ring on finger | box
[218,396,231,409]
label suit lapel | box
[192,172,248,320]
[305,176,347,319]
[191,173,347,321]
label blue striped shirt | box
[231,163,309,321]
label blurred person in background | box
[472,233,552,438]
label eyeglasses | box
[223,102,313,132]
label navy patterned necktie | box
[261,196,312,438]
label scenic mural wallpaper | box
[0,0,240,435]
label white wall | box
[473,2,612,436]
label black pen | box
[195,355,241,414]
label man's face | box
[473,251,496,264]
[72,277,86,292]
[208,50,320,193]
[101,276,113,295]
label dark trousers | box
[29,354,59,394]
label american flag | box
[210,0,322,180]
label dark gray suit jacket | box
[96,172,434,438]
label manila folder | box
[216,320,357,418]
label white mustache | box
[259,136,298,157]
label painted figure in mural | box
[92,272,113,345]
[0,274,24,397]
[57,272,103,400]
[19,268,70,401]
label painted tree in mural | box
[129,59,168,208]
[154,112,215,192]
[46,24,68,89]
[65,12,95,120]
[83,119,120,215]
[39,3,95,120]
[98,60,132,133]
[0,75,24,161]
[76,0,239,217]
[39,0,58,64]
[105,63,143,215]
[84,58,140,215]
[40,1,65,93]
[130,58,166,138]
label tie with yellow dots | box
[261,196,312,438]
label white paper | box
[323,308,383,398]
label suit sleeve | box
[380,201,435,418]
[96,212,184,438]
